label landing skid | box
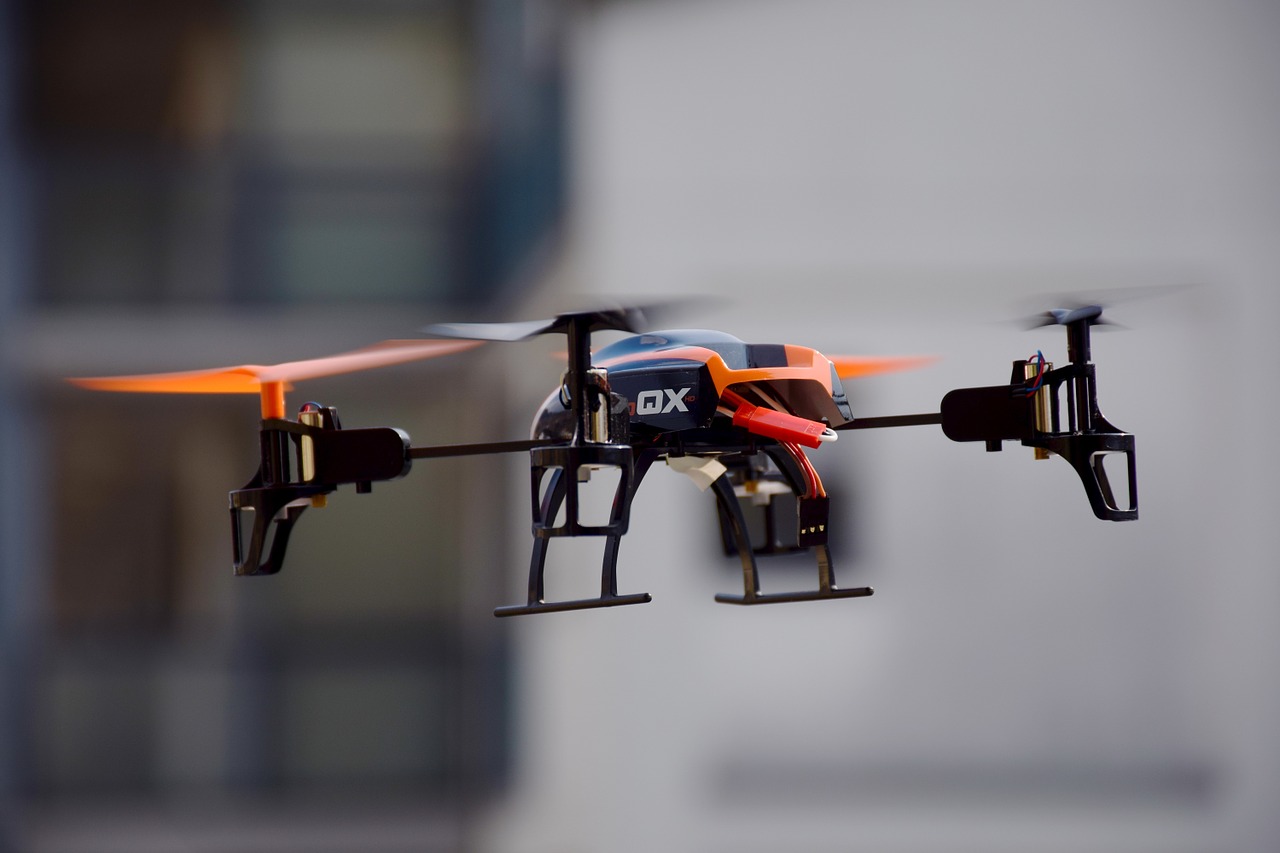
[709,465,872,605]
[494,447,659,617]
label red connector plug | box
[722,389,831,449]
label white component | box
[733,478,791,506]
[665,455,728,491]
[818,428,838,443]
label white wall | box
[484,2,1280,851]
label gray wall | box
[483,2,1280,851]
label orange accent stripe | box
[595,344,834,395]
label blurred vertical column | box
[0,0,38,846]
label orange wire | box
[786,442,825,498]
[801,446,826,498]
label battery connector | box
[722,388,832,448]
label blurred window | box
[10,0,562,807]
[19,0,564,306]
[31,385,510,797]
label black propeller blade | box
[1016,283,1200,330]
[1034,304,1106,327]
[423,306,652,342]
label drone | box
[71,304,1137,616]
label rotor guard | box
[229,408,412,576]
[939,342,1138,521]
[1027,428,1137,521]
[230,476,329,576]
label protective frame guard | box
[1029,424,1137,520]
[231,408,412,576]
[939,314,1137,521]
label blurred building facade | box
[1,1,569,849]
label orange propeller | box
[826,354,936,380]
[69,339,482,419]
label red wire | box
[785,443,808,497]
[786,442,825,498]
[802,447,825,498]
[805,441,826,497]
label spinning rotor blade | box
[256,339,481,383]
[423,318,566,342]
[69,339,480,392]
[1030,304,1107,328]
[423,302,683,343]
[827,354,936,380]
[1016,283,1198,330]
[70,339,481,417]
[71,365,269,395]
[1023,303,1131,332]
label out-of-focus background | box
[1,1,1277,851]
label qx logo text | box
[633,387,691,415]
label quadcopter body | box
[514,326,870,615]
[70,305,1138,617]
[533,328,852,442]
